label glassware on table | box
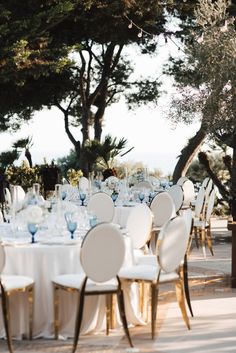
[79,191,86,206]
[89,214,97,228]
[65,212,77,239]
[27,222,39,244]
[61,190,67,201]
[138,192,145,203]
[111,191,118,204]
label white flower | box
[25,205,43,224]
[106,176,119,191]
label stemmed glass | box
[27,223,39,244]
[79,192,86,206]
[65,212,77,239]
[138,192,145,203]
[111,192,118,205]
[61,191,67,201]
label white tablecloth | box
[0,228,144,339]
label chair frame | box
[120,216,190,339]
[52,223,133,352]
[0,244,34,353]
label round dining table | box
[0,223,144,340]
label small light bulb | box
[138,30,142,38]
[128,22,133,29]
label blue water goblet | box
[65,212,77,239]
[27,222,38,244]
[61,191,67,201]
[67,220,77,239]
[111,192,118,204]
[79,192,86,206]
[138,192,145,203]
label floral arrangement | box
[66,168,83,187]
[105,176,120,191]
[5,161,39,191]
[25,205,43,224]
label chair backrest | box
[182,208,193,236]
[11,185,26,203]
[201,177,211,188]
[0,243,6,275]
[205,179,213,202]
[167,185,184,213]
[150,191,176,227]
[157,216,189,273]
[205,188,216,222]
[177,176,189,186]
[87,192,114,222]
[80,223,125,282]
[79,176,89,191]
[194,185,206,218]
[4,188,12,207]
[126,204,153,249]
[181,179,195,207]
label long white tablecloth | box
[0,227,144,339]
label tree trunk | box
[231,135,236,219]
[172,122,207,183]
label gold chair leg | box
[151,283,158,340]
[116,288,133,347]
[28,284,34,340]
[175,280,190,330]
[53,285,60,339]
[206,227,214,256]
[1,289,13,353]
[105,294,113,335]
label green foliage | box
[0,150,19,169]
[82,134,133,170]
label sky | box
[0,32,201,176]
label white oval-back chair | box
[125,204,153,262]
[168,184,184,214]
[0,243,34,353]
[193,188,216,257]
[149,191,176,253]
[119,215,190,339]
[52,223,133,351]
[87,192,114,222]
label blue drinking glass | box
[138,192,145,203]
[27,222,38,244]
[111,192,118,204]
[65,212,77,239]
[79,192,86,206]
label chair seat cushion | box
[119,263,179,283]
[1,275,34,292]
[52,274,119,292]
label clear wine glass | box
[27,222,39,244]
[65,212,77,239]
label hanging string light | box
[124,14,184,52]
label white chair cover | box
[79,176,89,191]
[158,216,189,273]
[87,192,114,222]
[168,184,184,213]
[181,179,195,207]
[150,191,176,227]
[126,204,153,250]
[81,223,125,282]
[177,176,189,186]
